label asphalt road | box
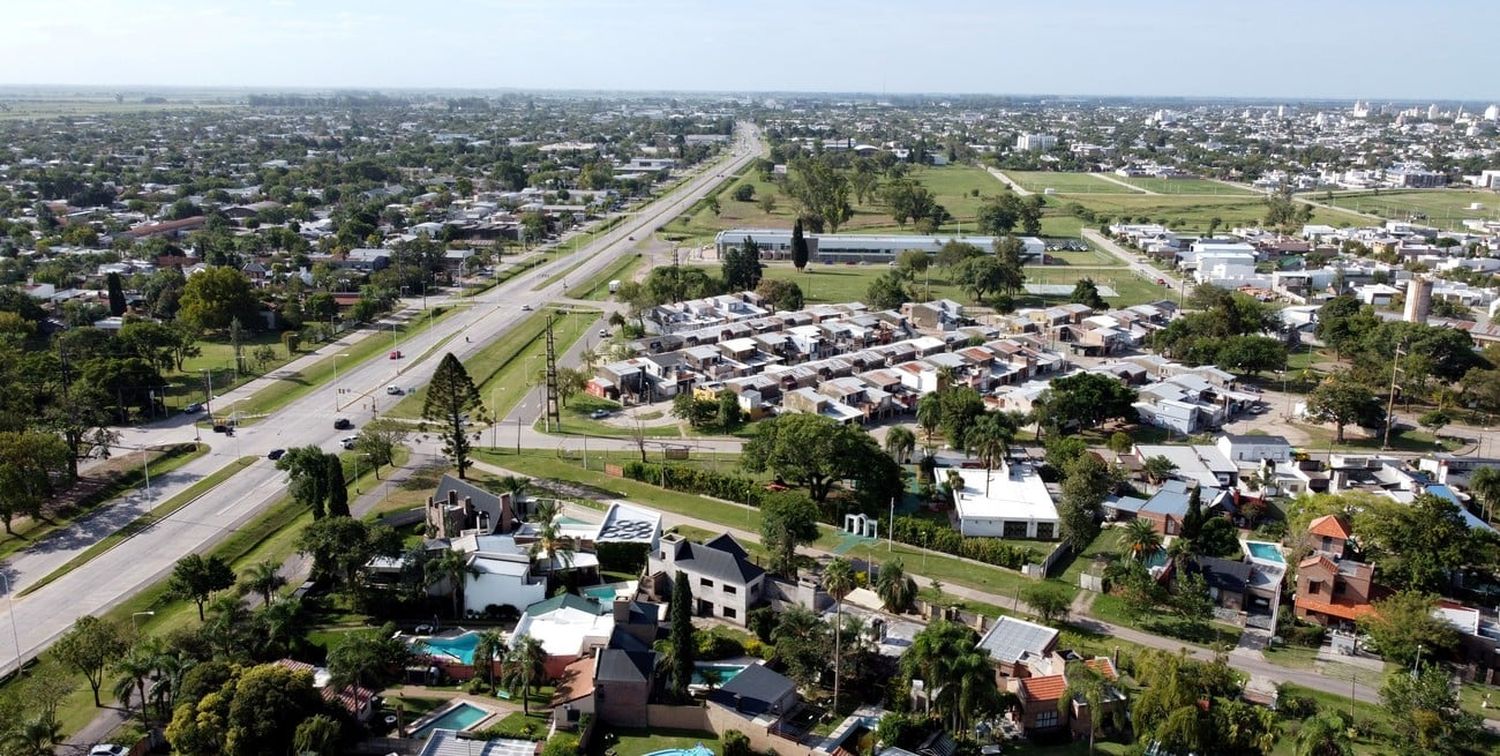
[0,124,766,677]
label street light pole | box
[332,352,350,413]
[1,574,20,677]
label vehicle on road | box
[590,409,611,420]
[598,329,610,338]
[90,746,127,756]
[389,350,403,360]
[386,385,403,395]
[183,403,203,414]
[341,436,358,450]
[212,424,229,434]
[627,235,635,240]
[1156,278,1167,285]
[267,448,286,461]
[521,304,533,311]
[334,418,353,430]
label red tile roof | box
[1019,674,1068,702]
[1308,514,1352,540]
[1083,657,1118,681]
[1295,595,1375,621]
[1299,554,1336,573]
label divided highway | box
[0,124,765,675]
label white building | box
[1015,134,1058,152]
[448,534,548,616]
[953,463,1059,539]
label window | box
[722,607,737,619]
[1003,521,1029,539]
[1321,536,1332,551]
[1333,581,1346,595]
[1308,580,1321,595]
[699,578,714,588]
[1035,710,1059,729]
[723,585,737,595]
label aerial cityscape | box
[3,3,1500,756]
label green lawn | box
[543,395,684,439]
[1288,421,1462,454]
[574,253,647,300]
[1090,593,1242,650]
[1114,176,1254,195]
[168,330,299,405]
[590,727,721,756]
[1049,192,1369,233]
[1314,188,1500,231]
[1004,170,1139,195]
[388,307,600,420]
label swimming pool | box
[582,580,637,602]
[692,663,748,686]
[412,632,481,665]
[645,746,714,756]
[1245,541,1285,563]
[411,702,489,738]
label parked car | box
[334,418,353,430]
[1156,277,1167,285]
[386,385,403,395]
[90,746,127,756]
[182,403,203,414]
[590,409,611,420]
[389,350,403,360]
[267,448,286,461]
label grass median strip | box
[0,443,206,561]
[20,455,255,597]
[574,253,644,300]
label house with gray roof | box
[976,615,1060,677]
[709,662,798,718]
[647,533,765,625]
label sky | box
[3,0,1497,101]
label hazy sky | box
[4,0,1496,100]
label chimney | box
[447,489,459,507]
[613,596,631,624]
[499,493,516,534]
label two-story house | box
[1294,553,1378,628]
[647,533,766,625]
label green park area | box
[572,252,647,301]
[1004,170,1138,194]
[1043,191,1369,234]
[1313,188,1499,231]
[1113,176,1255,195]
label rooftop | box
[977,615,1059,665]
[953,463,1058,524]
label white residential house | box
[648,533,766,625]
[953,463,1059,540]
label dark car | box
[334,418,353,430]
[182,403,203,414]
[212,424,229,434]
[267,449,286,461]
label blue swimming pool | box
[645,746,714,756]
[692,663,748,686]
[412,702,489,738]
[1246,541,1284,563]
[412,632,480,665]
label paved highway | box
[0,124,765,675]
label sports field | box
[1113,176,1255,195]
[1045,192,1368,233]
[1313,189,1499,231]
[1005,170,1135,194]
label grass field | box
[1005,170,1139,194]
[1114,176,1255,195]
[1048,192,1369,233]
[573,253,647,300]
[388,307,600,420]
[1313,188,1500,231]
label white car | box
[341,436,358,450]
[90,746,128,756]
[385,385,403,395]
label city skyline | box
[3,0,1498,100]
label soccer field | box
[1314,189,1499,231]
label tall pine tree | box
[668,570,696,701]
[423,353,483,479]
[791,218,810,272]
[1181,485,1204,541]
[722,237,764,292]
[106,272,127,316]
[324,453,349,517]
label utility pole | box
[1382,342,1405,450]
[543,315,561,431]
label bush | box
[1277,616,1326,648]
[695,627,746,660]
[1275,685,1319,719]
[732,183,755,202]
[622,462,765,507]
[889,515,1038,570]
[465,677,490,695]
[747,607,777,643]
[595,542,649,574]
[541,732,580,756]
[724,730,752,756]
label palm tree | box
[257,596,310,658]
[935,365,957,391]
[1142,455,1178,486]
[885,426,917,465]
[902,621,996,735]
[697,666,723,694]
[1060,662,1111,753]
[875,558,917,613]
[915,393,942,448]
[502,635,548,715]
[1470,466,1500,523]
[823,557,856,714]
[472,630,508,690]
[240,560,286,605]
[1295,712,1354,756]
[293,714,343,756]
[426,549,480,619]
[1123,518,1162,561]
[964,412,1014,495]
[499,475,532,517]
[527,500,575,576]
[112,640,160,729]
[4,715,62,756]
[203,594,252,658]
[148,650,191,723]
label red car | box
[1156,278,1167,286]
[389,350,403,360]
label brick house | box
[1294,554,1378,627]
[1305,514,1352,559]
[1014,674,1068,734]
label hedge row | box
[890,515,1038,571]
[621,461,767,507]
